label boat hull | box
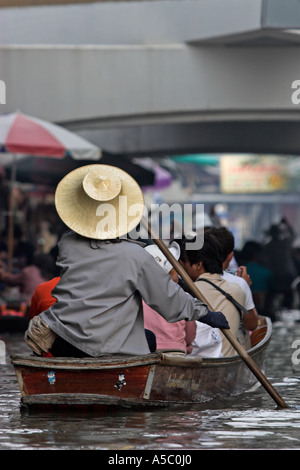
[11,318,272,410]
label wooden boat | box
[11,317,272,410]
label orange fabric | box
[29,277,61,319]
[42,351,54,357]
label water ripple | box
[1,317,300,450]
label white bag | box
[190,323,223,358]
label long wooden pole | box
[141,218,290,409]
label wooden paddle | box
[141,218,290,409]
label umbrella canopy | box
[142,164,173,192]
[0,111,101,271]
[133,158,173,192]
[0,111,101,161]
[0,113,154,185]
[171,154,220,165]
[4,153,155,188]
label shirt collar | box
[196,272,223,282]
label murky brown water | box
[1,311,300,451]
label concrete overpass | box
[1,0,300,156]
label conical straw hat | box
[55,164,145,239]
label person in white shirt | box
[179,232,257,357]
[208,227,259,323]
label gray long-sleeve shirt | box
[41,231,209,356]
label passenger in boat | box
[0,250,57,307]
[28,275,157,354]
[28,276,61,319]
[207,226,258,330]
[143,242,196,354]
[262,217,296,309]
[25,165,229,358]
[179,232,253,357]
[239,241,277,319]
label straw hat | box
[55,164,145,240]
[145,241,180,273]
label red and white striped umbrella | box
[0,111,101,162]
[0,111,101,271]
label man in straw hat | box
[25,165,229,357]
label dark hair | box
[207,227,234,262]
[179,232,223,274]
[240,241,262,263]
[33,253,57,280]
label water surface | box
[1,311,300,450]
